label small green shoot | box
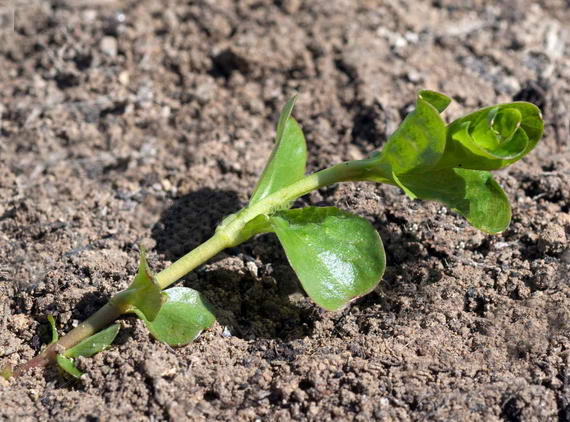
[47,318,120,378]
[7,90,544,379]
[47,315,58,345]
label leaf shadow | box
[150,188,315,341]
[151,188,243,262]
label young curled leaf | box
[250,95,307,205]
[135,287,216,346]
[436,102,543,171]
[269,207,385,311]
[368,91,449,181]
[395,168,511,233]
[55,324,120,379]
[111,249,165,321]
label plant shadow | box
[151,188,242,262]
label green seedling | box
[4,90,543,379]
[47,315,120,378]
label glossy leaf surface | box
[270,207,385,311]
[437,102,543,170]
[250,95,307,205]
[64,324,120,359]
[136,287,216,346]
[396,168,511,233]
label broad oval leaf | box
[249,95,307,205]
[64,324,120,359]
[396,168,511,233]
[371,92,448,179]
[436,102,543,171]
[56,355,83,379]
[270,207,385,311]
[135,287,216,346]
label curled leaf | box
[135,287,216,346]
[418,90,452,113]
[270,207,385,311]
[437,102,543,170]
[54,324,120,379]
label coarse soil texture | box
[1,0,569,421]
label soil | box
[1,0,569,421]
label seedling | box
[4,90,543,379]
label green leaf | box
[371,92,448,179]
[111,249,165,321]
[250,95,307,205]
[63,324,120,359]
[56,355,83,379]
[396,168,511,233]
[47,315,58,345]
[135,287,216,346]
[270,207,385,311]
[436,102,543,170]
[418,90,452,113]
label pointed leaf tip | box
[418,90,452,113]
[250,95,307,205]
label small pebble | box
[100,36,118,57]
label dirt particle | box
[538,224,567,256]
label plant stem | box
[156,157,387,291]
[11,303,122,377]
[9,157,388,378]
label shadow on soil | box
[150,188,317,341]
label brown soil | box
[1,1,569,420]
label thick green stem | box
[9,158,386,378]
